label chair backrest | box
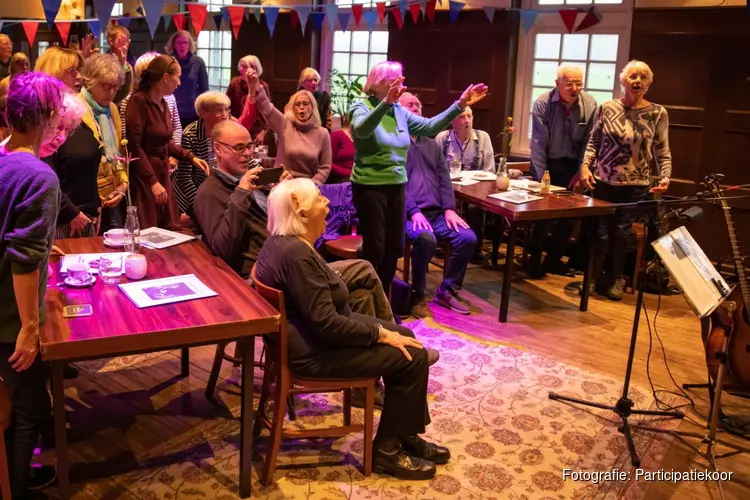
[250,265,288,369]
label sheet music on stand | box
[652,226,731,318]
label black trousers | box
[0,344,51,497]
[464,205,485,256]
[592,181,650,286]
[291,314,430,439]
[351,183,406,293]
[528,158,579,270]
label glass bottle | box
[124,206,141,253]
[540,170,551,194]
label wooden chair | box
[402,234,451,282]
[626,222,648,294]
[1,379,12,500]
[250,266,376,486]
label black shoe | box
[426,348,439,366]
[402,434,451,465]
[373,445,437,480]
[27,464,57,491]
[525,262,546,279]
[544,259,576,277]
[351,381,385,410]
[471,252,485,265]
[63,363,79,379]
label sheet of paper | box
[452,179,480,186]
[138,227,196,250]
[118,274,218,308]
[488,191,543,204]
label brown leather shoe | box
[402,434,451,464]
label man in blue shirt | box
[400,93,477,318]
[528,64,597,278]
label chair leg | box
[343,389,352,426]
[205,343,226,401]
[403,237,411,282]
[261,374,290,487]
[287,395,297,421]
[232,342,241,366]
[363,382,374,476]
[0,432,11,500]
[254,361,273,439]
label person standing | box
[527,64,597,278]
[165,30,208,129]
[298,67,332,131]
[105,24,134,105]
[0,34,12,80]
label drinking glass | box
[450,159,462,178]
[100,255,123,285]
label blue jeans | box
[406,210,477,298]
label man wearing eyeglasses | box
[527,64,597,279]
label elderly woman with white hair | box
[245,68,331,183]
[579,60,672,300]
[349,60,487,294]
[298,67,332,131]
[226,55,272,139]
[255,177,446,481]
[175,91,230,218]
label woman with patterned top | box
[579,60,672,300]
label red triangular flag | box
[56,22,71,46]
[290,9,299,31]
[172,13,185,31]
[352,4,364,27]
[575,6,602,32]
[558,9,578,34]
[187,4,208,37]
[409,3,421,23]
[426,0,437,22]
[391,7,403,30]
[376,2,386,23]
[22,22,39,46]
[226,6,245,40]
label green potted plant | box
[327,69,364,126]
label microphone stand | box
[548,193,750,468]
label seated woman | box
[255,178,447,481]
[243,69,331,184]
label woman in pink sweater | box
[241,70,331,184]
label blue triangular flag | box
[118,17,132,29]
[87,20,101,38]
[325,4,338,31]
[311,11,325,32]
[520,9,539,33]
[136,6,145,16]
[399,0,408,19]
[93,0,118,28]
[214,13,223,30]
[363,8,377,32]
[484,6,495,23]
[41,0,63,29]
[296,6,311,35]
[337,12,351,31]
[448,0,465,23]
[143,0,164,38]
[264,6,279,36]
[221,7,230,23]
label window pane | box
[351,32,370,52]
[530,86,549,112]
[369,52,387,68]
[567,0,592,4]
[333,52,350,74]
[587,91,613,103]
[370,31,389,53]
[587,62,616,90]
[590,34,618,62]
[595,0,623,3]
[333,31,351,52]
[534,34,561,60]
[222,51,232,68]
[532,61,559,87]
[538,0,564,4]
[562,34,588,61]
[350,53,369,76]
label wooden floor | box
[51,250,750,499]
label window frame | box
[197,30,233,93]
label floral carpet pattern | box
[73,319,679,499]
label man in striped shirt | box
[176,91,230,220]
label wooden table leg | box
[499,222,517,323]
[579,217,596,312]
[238,338,255,498]
[52,361,70,500]
[181,347,190,377]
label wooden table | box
[453,181,616,322]
[41,238,280,499]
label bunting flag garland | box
[93,0,118,28]
[118,17,132,29]
[419,0,427,12]
[56,21,71,45]
[253,7,262,23]
[290,9,299,31]
[448,1,465,24]
[264,6,279,36]
[325,4,338,31]
[483,6,495,24]
[558,9,578,33]
[213,14,224,30]
[575,6,602,32]
[338,12,351,31]
[41,0,62,29]
[220,7,230,23]
[0,22,4,34]
[409,3,421,23]
[226,6,245,40]
[363,8,378,32]
[399,0,408,20]
[143,0,165,38]
[296,6,312,35]
[426,0,437,22]
[520,9,540,33]
[311,11,325,32]
[87,20,101,38]
[172,13,186,31]
[376,2,386,23]
[187,4,208,37]
[391,7,404,30]
[22,22,39,46]
[351,4,364,27]
[136,6,145,16]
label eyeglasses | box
[294,101,312,108]
[562,81,583,90]
[216,140,254,155]
[100,82,122,92]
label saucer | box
[103,238,125,248]
[64,276,96,288]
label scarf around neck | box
[82,88,118,161]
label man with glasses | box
[106,25,134,105]
[527,64,597,279]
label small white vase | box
[125,253,147,280]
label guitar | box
[703,174,750,392]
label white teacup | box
[104,228,126,244]
[67,262,91,283]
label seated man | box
[400,93,477,318]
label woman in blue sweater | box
[165,30,208,129]
[349,60,487,295]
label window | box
[197,31,232,92]
[331,31,389,81]
[202,0,232,10]
[38,41,50,57]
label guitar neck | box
[722,203,750,307]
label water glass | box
[100,255,123,285]
[450,159,462,177]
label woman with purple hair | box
[0,72,65,498]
